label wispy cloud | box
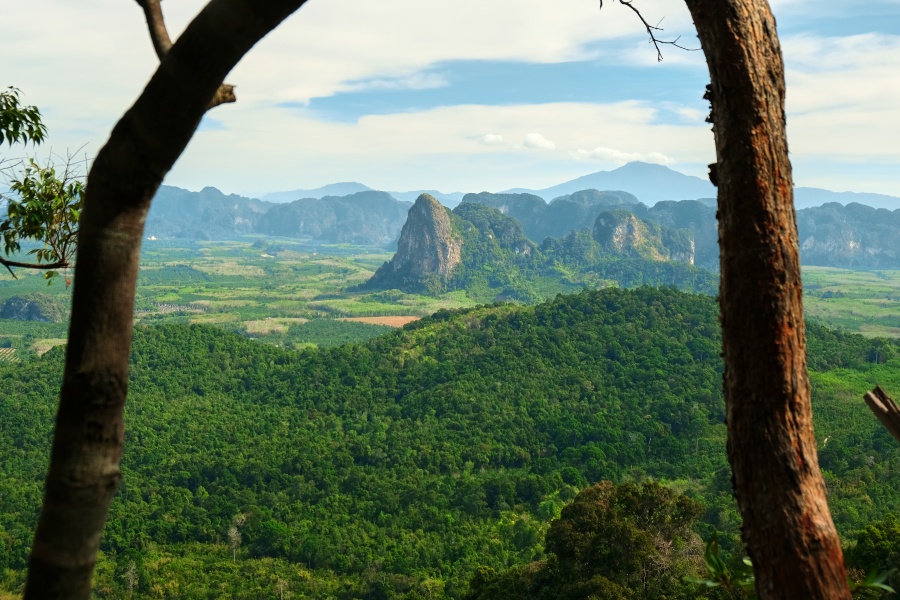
[341,72,449,92]
[523,132,556,150]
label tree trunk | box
[23,1,308,598]
[684,1,851,597]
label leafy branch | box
[0,153,85,283]
[0,87,47,147]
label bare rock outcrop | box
[363,194,462,291]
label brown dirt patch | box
[340,316,420,328]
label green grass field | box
[2,242,900,355]
[0,238,479,353]
[803,266,900,338]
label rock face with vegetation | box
[593,210,695,265]
[145,186,269,240]
[645,200,718,268]
[463,190,640,243]
[796,202,900,267]
[0,293,68,323]
[146,185,413,246]
[256,190,412,246]
[365,197,707,299]
[364,194,463,292]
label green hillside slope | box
[1,288,898,598]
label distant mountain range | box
[146,186,412,246]
[503,162,717,206]
[146,161,900,267]
[260,183,465,207]
[259,162,900,210]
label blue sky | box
[3,0,900,198]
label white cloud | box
[777,32,900,177]
[0,0,697,118]
[478,134,504,146]
[571,147,676,165]
[160,101,714,193]
[3,1,900,196]
[523,132,556,150]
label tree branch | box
[864,386,900,444]
[600,0,699,62]
[134,0,236,108]
[0,256,69,277]
[136,0,172,59]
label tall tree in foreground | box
[23,1,308,597]
[23,0,850,598]
[683,0,851,597]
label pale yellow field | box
[244,317,309,335]
[33,339,67,356]
[339,316,421,327]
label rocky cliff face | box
[646,200,718,268]
[146,186,412,247]
[593,210,695,264]
[364,194,462,291]
[0,294,68,323]
[257,191,412,246]
[460,192,548,240]
[462,189,640,243]
[796,203,900,267]
[146,186,269,240]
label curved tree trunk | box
[23,1,308,597]
[684,1,851,597]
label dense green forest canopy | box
[1,287,898,598]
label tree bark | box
[684,1,851,597]
[23,1,308,598]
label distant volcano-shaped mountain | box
[504,162,717,205]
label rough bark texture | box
[684,1,851,597]
[23,1,308,598]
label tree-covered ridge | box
[0,287,898,598]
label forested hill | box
[2,288,899,598]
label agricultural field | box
[803,266,900,338]
[3,242,900,358]
[0,237,477,355]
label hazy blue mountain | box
[504,162,717,204]
[261,182,373,203]
[795,187,900,210]
[797,202,900,267]
[388,190,466,207]
[262,183,465,208]
[503,163,900,211]
[148,185,411,246]
[146,186,270,239]
[256,191,411,246]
